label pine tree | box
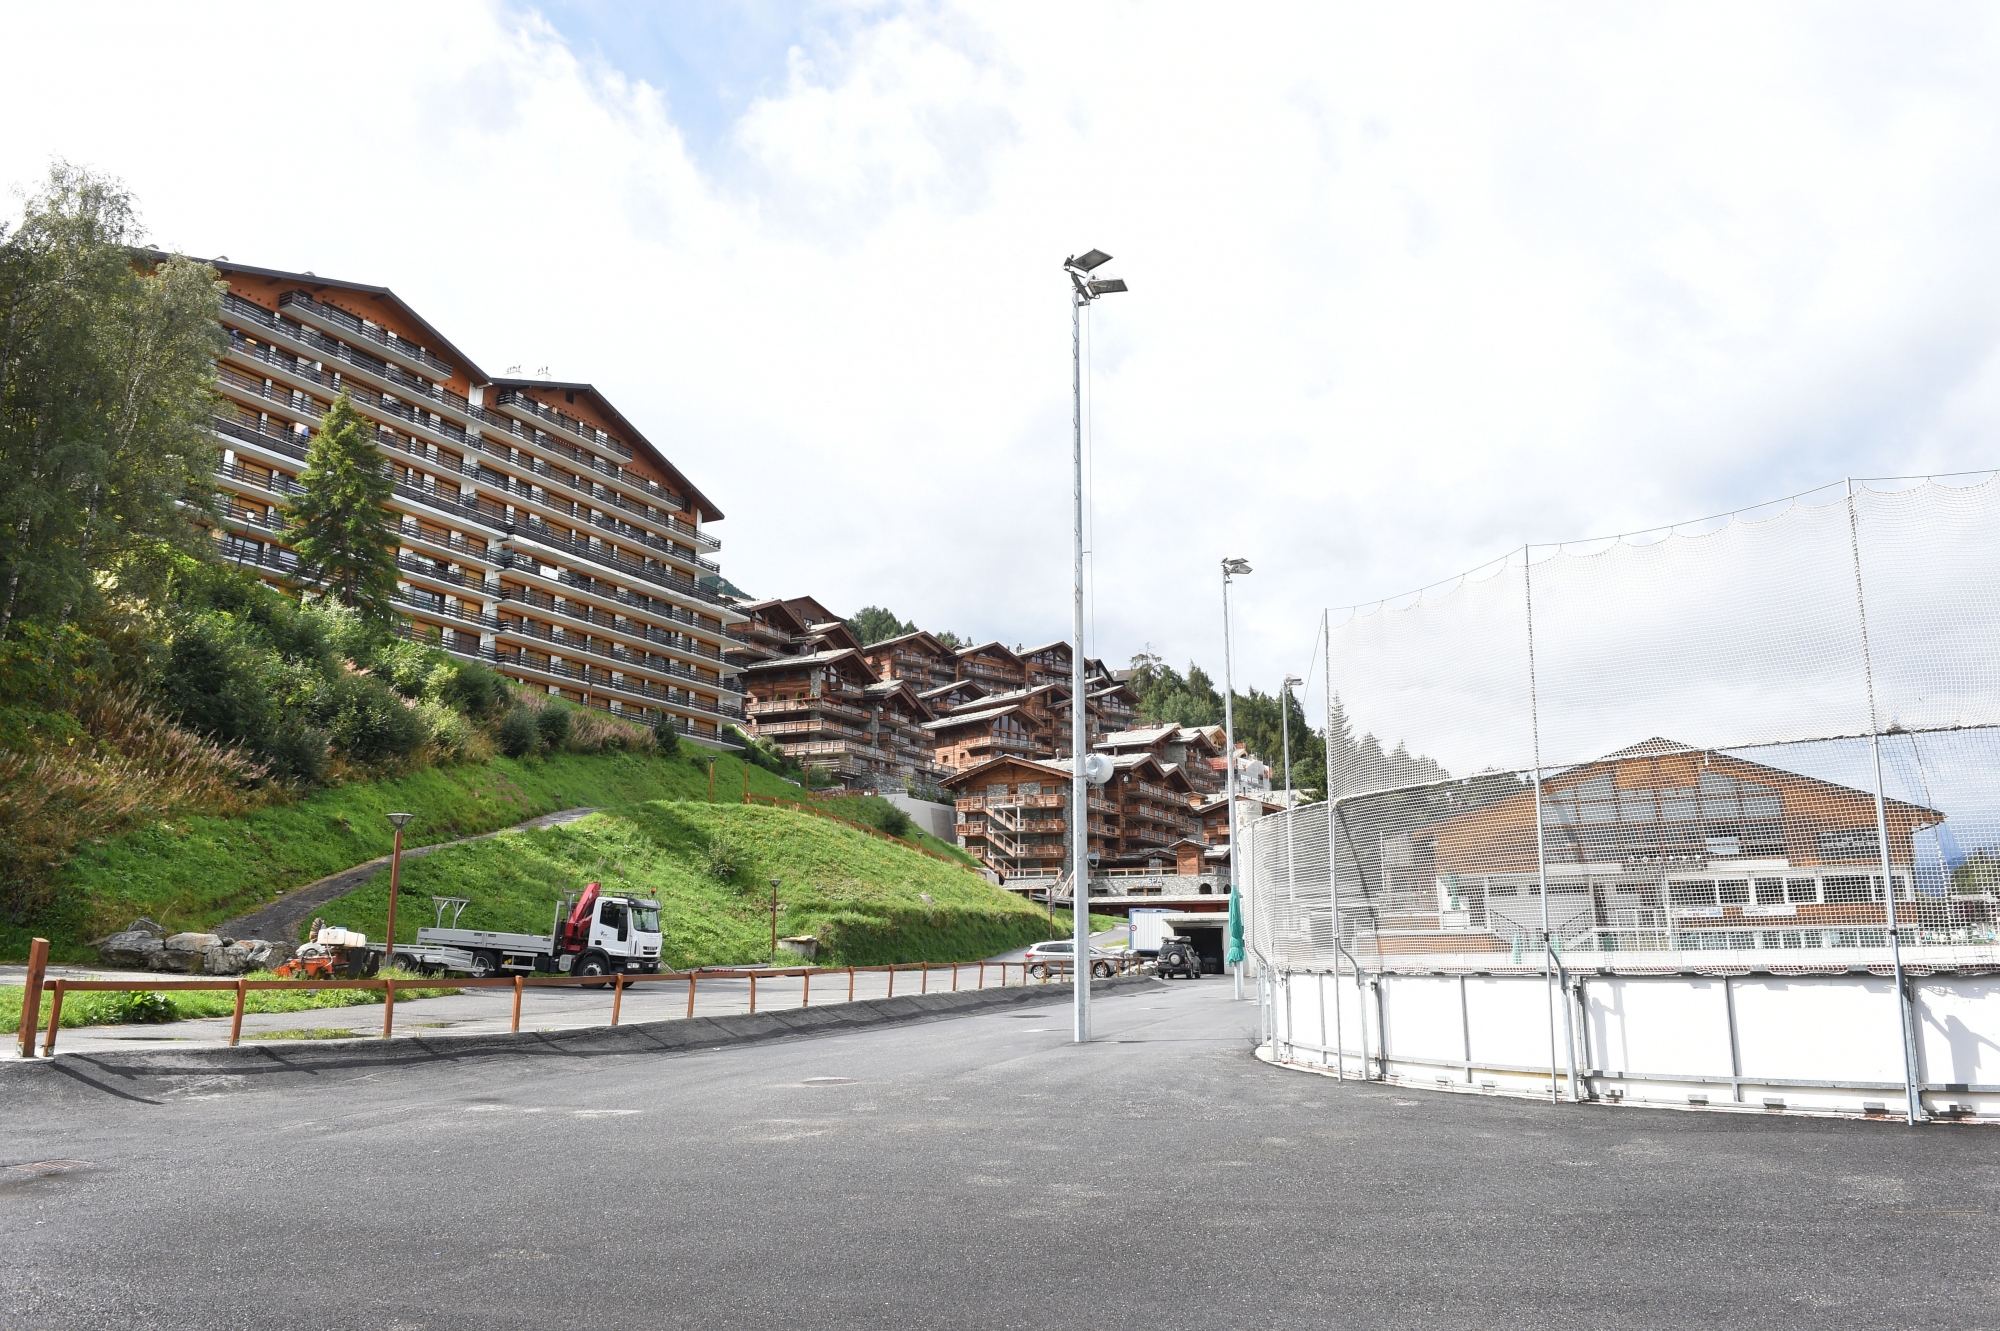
[285,394,397,620]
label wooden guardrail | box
[13,940,1141,1058]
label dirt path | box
[214,807,603,943]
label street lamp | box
[1221,559,1250,998]
[769,879,783,962]
[384,812,415,971]
[1280,675,1304,807]
[1064,247,1128,1044]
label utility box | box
[1129,908,1176,956]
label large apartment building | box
[203,261,748,743]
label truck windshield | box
[631,904,660,934]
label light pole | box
[1064,247,1127,1044]
[769,878,783,962]
[384,812,415,970]
[1280,675,1303,807]
[1221,557,1251,999]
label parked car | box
[1155,936,1203,980]
[1024,939,1118,979]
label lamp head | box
[1066,249,1112,273]
[1222,557,1252,578]
[1282,675,1304,691]
[386,812,415,831]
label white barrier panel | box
[1269,967,2000,1120]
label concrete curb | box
[3,974,1161,1101]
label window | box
[1786,878,1819,904]
[1822,876,1873,904]
[1669,881,1718,907]
[1717,880,1750,905]
[1754,877,1786,905]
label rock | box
[124,917,167,939]
[241,939,294,972]
[196,938,295,975]
[97,930,167,970]
[160,932,221,973]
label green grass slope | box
[6,750,806,961]
[319,802,1055,968]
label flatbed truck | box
[377,883,663,981]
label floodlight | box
[1087,278,1128,295]
[1068,249,1112,272]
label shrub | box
[370,637,439,699]
[498,707,540,758]
[703,830,742,881]
[415,698,476,762]
[106,990,177,1024]
[434,659,508,719]
[535,701,572,751]
[652,713,680,756]
[322,673,425,765]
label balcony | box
[277,291,458,381]
[492,647,743,722]
[221,346,474,455]
[495,617,737,693]
[397,553,480,591]
[216,534,300,577]
[396,589,499,633]
[222,294,479,430]
[505,520,726,606]
[395,519,490,564]
[213,412,309,463]
[216,458,301,501]
[391,477,510,534]
[491,388,633,460]
[539,567,729,638]
[495,585,723,661]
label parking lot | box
[7,977,1999,1329]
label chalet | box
[1094,753,1200,861]
[740,648,910,790]
[954,641,1028,693]
[1018,640,1074,689]
[862,677,951,792]
[723,598,812,670]
[1379,738,1947,955]
[861,630,959,692]
[924,704,1050,773]
[918,679,988,715]
[1087,680,1142,733]
[1095,724,1225,798]
[944,755,1112,882]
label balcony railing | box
[216,535,300,577]
[543,568,727,638]
[397,554,478,590]
[492,388,633,460]
[507,520,727,606]
[392,477,510,533]
[495,617,735,692]
[396,589,500,633]
[216,458,302,500]
[492,648,743,720]
[213,412,309,462]
[277,291,458,380]
[495,585,723,660]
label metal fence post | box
[1523,543,1561,1105]
[1846,477,1925,1125]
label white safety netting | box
[1247,476,2000,974]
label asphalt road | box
[6,978,1999,1330]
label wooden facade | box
[860,630,958,692]
[945,756,1112,881]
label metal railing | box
[277,290,458,379]
[492,388,634,460]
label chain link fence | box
[1244,474,2000,1116]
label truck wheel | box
[469,951,499,980]
[574,954,610,989]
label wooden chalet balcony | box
[955,793,1066,812]
[747,695,872,724]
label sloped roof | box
[489,378,725,522]
[921,703,1026,733]
[939,753,1072,789]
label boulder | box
[96,929,167,970]
[124,917,167,939]
[202,938,294,975]
[159,932,222,973]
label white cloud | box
[4,0,1998,733]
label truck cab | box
[559,884,663,978]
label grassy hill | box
[317,801,1057,968]
[6,749,954,961]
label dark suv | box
[1156,937,1202,980]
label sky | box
[5,2,1999,723]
